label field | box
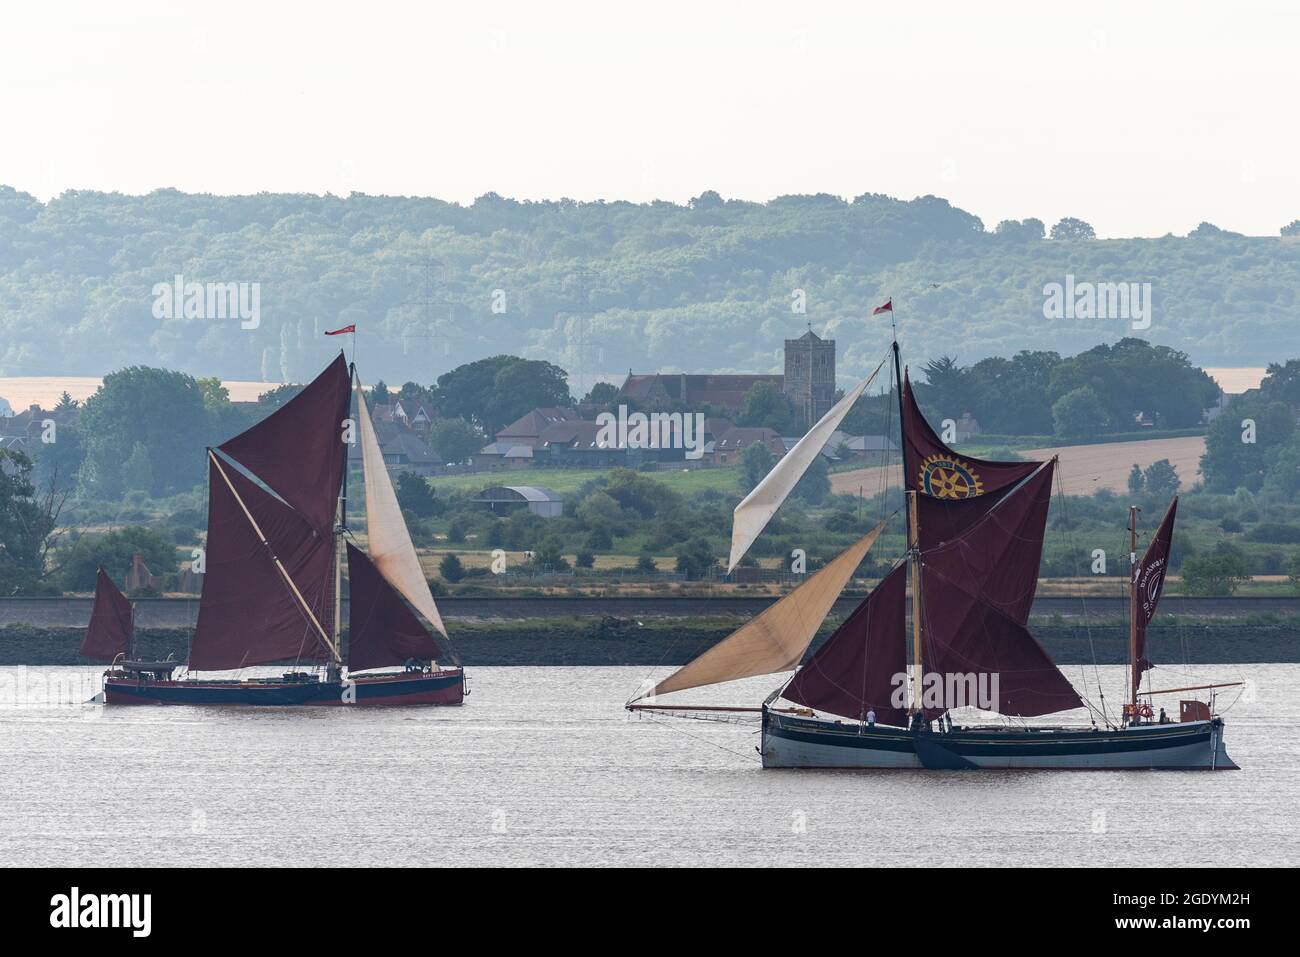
[0,375,278,409]
[829,435,1207,497]
[1022,435,1207,495]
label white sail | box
[640,521,885,699]
[727,357,885,572]
[355,380,448,638]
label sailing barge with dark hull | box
[630,339,1239,770]
[84,354,466,707]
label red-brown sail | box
[218,353,351,532]
[782,563,908,726]
[920,565,1082,716]
[901,372,1043,545]
[1133,497,1176,679]
[917,460,1055,627]
[189,457,336,671]
[346,542,445,671]
[80,567,132,662]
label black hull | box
[762,711,1238,769]
[103,669,466,706]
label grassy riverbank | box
[3,616,1296,667]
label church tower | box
[783,330,836,430]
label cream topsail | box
[640,521,885,700]
[727,357,885,573]
[354,380,448,638]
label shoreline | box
[3,619,1296,667]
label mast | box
[893,338,922,714]
[333,363,355,677]
[908,489,923,714]
[1128,504,1141,719]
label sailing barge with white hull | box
[84,354,465,707]
[630,340,1238,770]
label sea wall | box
[3,619,1296,667]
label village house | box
[710,426,786,465]
[348,406,442,475]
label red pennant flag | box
[324,324,356,336]
[872,299,892,315]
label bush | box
[635,553,657,573]
[1181,546,1250,596]
[1245,522,1300,544]
[439,553,465,583]
[1219,516,1243,533]
[57,526,178,592]
[531,538,569,571]
[675,538,717,580]
[575,551,595,569]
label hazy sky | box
[3,1,1297,237]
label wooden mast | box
[892,337,923,717]
[908,488,923,715]
[1128,504,1140,721]
[332,364,355,679]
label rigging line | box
[207,450,340,664]
[1053,462,1114,728]
[637,710,759,764]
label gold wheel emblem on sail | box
[918,454,984,499]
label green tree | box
[372,380,392,405]
[1259,360,1300,409]
[737,381,795,434]
[1049,217,1096,240]
[428,417,483,464]
[634,552,657,573]
[574,551,595,569]
[1288,550,1300,593]
[1201,400,1295,492]
[0,449,60,594]
[121,442,154,494]
[431,356,571,434]
[31,421,85,491]
[919,355,972,420]
[994,218,1045,241]
[195,376,230,411]
[674,537,717,580]
[1181,546,1250,596]
[438,552,465,583]
[1142,459,1180,497]
[78,366,210,498]
[1052,386,1108,437]
[531,537,569,571]
[57,525,176,593]
[582,382,620,406]
[740,441,774,492]
[395,472,437,518]
[1127,464,1144,496]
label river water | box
[0,664,1292,867]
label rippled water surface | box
[0,664,1292,867]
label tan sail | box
[641,521,885,699]
[727,357,885,572]
[355,380,448,638]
